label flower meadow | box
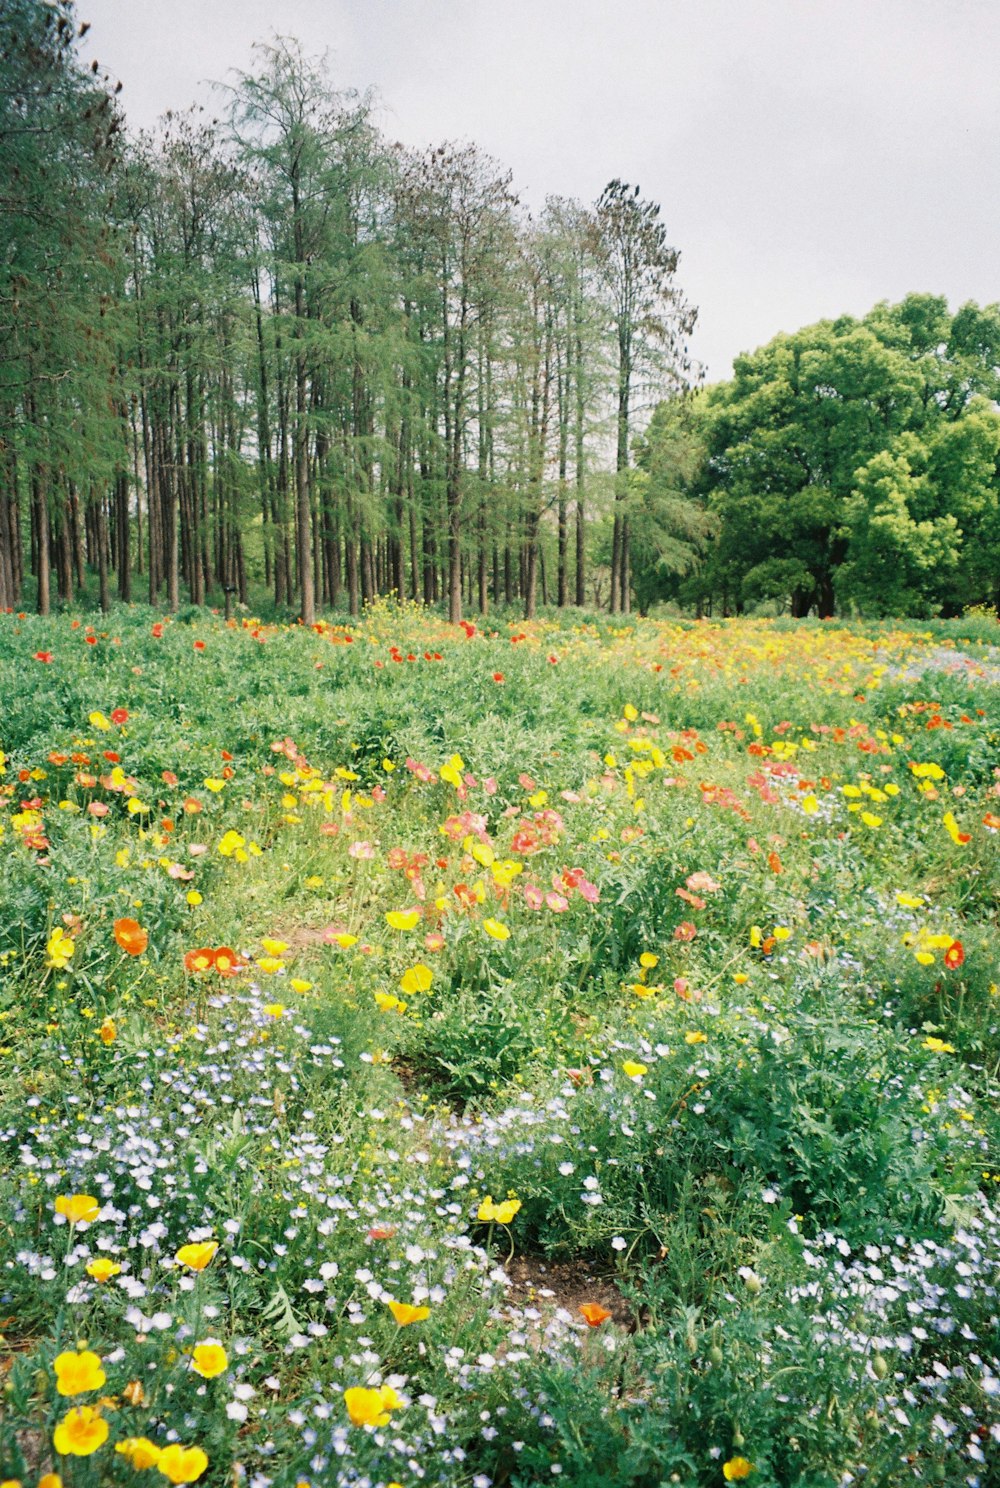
[0,603,998,1488]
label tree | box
[594,180,696,614]
[694,296,1000,617]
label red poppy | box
[34,651,53,663]
[114,918,148,956]
[110,708,129,725]
[944,940,965,971]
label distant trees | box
[0,16,703,621]
[646,295,1000,618]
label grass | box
[0,599,997,1487]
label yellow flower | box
[344,1384,402,1427]
[622,1061,647,1079]
[54,1350,106,1397]
[263,1003,285,1018]
[801,794,818,814]
[257,956,284,975]
[38,1476,64,1488]
[85,1258,121,1283]
[174,1240,218,1272]
[374,991,406,1013]
[88,710,112,732]
[896,892,923,908]
[189,1343,228,1379]
[386,909,420,932]
[733,972,749,984]
[922,1036,956,1054]
[217,829,246,858]
[156,1444,209,1484]
[399,963,433,994]
[723,1459,754,1481]
[332,932,358,948]
[115,1437,162,1469]
[477,1195,521,1224]
[98,1016,117,1045]
[46,928,76,970]
[261,937,288,956]
[482,918,510,941]
[53,1405,108,1457]
[639,952,658,969]
[54,1194,99,1225]
[387,1300,431,1326]
[290,978,313,994]
[684,1031,707,1045]
[860,811,882,829]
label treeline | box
[0,2,697,620]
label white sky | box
[80,0,1000,382]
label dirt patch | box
[503,1253,641,1332]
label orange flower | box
[579,1303,612,1327]
[184,947,216,974]
[213,947,243,977]
[113,917,147,956]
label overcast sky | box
[80,0,1000,382]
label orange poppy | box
[184,947,217,974]
[113,918,148,956]
[213,947,244,977]
[579,1303,612,1327]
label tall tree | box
[595,180,696,614]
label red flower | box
[193,640,206,651]
[34,651,53,663]
[110,708,129,724]
[674,921,697,942]
[944,940,965,970]
[493,672,505,683]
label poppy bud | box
[872,1354,889,1380]
[708,1344,724,1366]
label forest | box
[2,0,1000,623]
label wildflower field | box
[0,605,998,1488]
